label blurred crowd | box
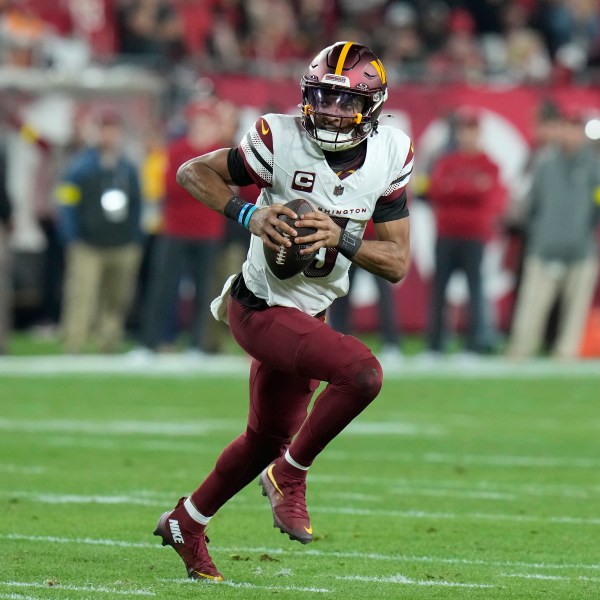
[2,0,600,84]
[0,0,600,362]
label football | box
[263,198,318,280]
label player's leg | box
[228,297,382,543]
[189,360,317,516]
[155,355,316,578]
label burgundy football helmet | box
[301,41,388,152]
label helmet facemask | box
[301,84,387,152]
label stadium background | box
[1,0,600,351]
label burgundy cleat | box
[259,463,313,544]
[153,497,223,581]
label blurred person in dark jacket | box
[0,135,12,354]
[117,0,184,66]
[426,106,506,355]
[328,219,403,365]
[132,101,225,357]
[506,107,600,360]
[56,111,143,353]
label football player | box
[154,41,413,580]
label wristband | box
[223,196,257,230]
[336,230,362,259]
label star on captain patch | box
[333,185,344,196]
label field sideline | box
[1,360,599,599]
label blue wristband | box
[242,205,258,229]
[224,196,257,230]
[237,203,250,225]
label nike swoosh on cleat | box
[267,464,284,496]
[261,120,270,135]
[304,526,313,535]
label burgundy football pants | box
[190,296,383,517]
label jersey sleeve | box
[373,138,414,223]
[378,138,414,205]
[237,116,274,188]
[373,189,409,223]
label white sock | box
[184,497,211,525]
[284,449,309,471]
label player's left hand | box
[294,212,342,255]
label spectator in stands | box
[56,110,143,353]
[499,1,552,83]
[425,106,506,356]
[380,2,427,82]
[506,107,600,360]
[0,1,46,68]
[133,100,225,357]
[116,0,184,67]
[0,127,12,354]
[426,7,486,82]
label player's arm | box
[176,147,297,252]
[355,218,410,283]
[295,212,410,283]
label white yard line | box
[1,416,599,471]
[335,574,494,588]
[159,578,331,593]
[324,449,600,469]
[311,473,600,495]
[0,418,239,436]
[0,464,46,475]
[0,354,599,378]
[0,418,441,438]
[502,573,600,582]
[4,533,600,572]
[310,505,600,526]
[1,582,154,596]
[0,491,166,507]
[0,593,44,600]
[3,533,153,549]
[4,490,600,525]
[0,354,250,377]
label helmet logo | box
[356,82,369,91]
[306,74,319,82]
[322,74,350,87]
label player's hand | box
[248,204,298,252]
[294,211,343,255]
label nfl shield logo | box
[333,185,344,196]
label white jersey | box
[215,113,413,319]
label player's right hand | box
[248,204,298,252]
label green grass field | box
[1,365,599,599]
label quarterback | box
[154,41,413,580]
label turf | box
[1,372,599,599]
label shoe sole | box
[259,478,312,544]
